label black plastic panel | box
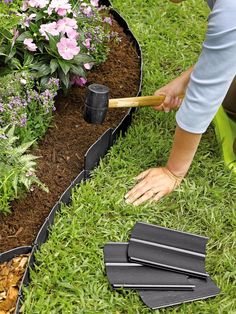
[34,219,50,248]
[72,170,86,187]
[84,128,113,171]
[0,246,32,263]
[139,277,220,309]
[47,202,61,226]
[14,295,23,314]
[104,243,194,290]
[128,222,208,278]
[18,246,37,294]
[99,0,110,6]
[112,111,133,144]
[59,184,72,205]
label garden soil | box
[0,19,140,252]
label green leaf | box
[40,76,50,86]
[12,174,19,195]
[10,57,22,70]
[0,29,12,41]
[38,64,51,77]
[50,59,58,74]
[14,142,35,155]
[58,69,70,89]
[72,54,92,65]
[0,67,12,76]
[6,46,16,62]
[70,64,86,77]
[35,11,44,21]
[47,33,59,54]
[29,23,39,34]
[37,42,44,53]
[16,31,32,42]
[6,125,16,139]
[58,59,71,75]
[24,52,34,67]
[0,51,7,57]
[31,62,51,77]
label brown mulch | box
[0,18,141,252]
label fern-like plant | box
[0,125,48,214]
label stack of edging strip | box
[104,222,220,310]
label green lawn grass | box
[22,1,236,313]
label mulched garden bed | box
[0,18,140,252]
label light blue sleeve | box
[176,0,236,134]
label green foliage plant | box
[0,0,118,89]
[0,0,23,46]
[0,125,48,214]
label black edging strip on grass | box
[128,222,209,279]
[84,128,113,172]
[104,243,195,291]
[0,1,143,312]
[139,277,220,310]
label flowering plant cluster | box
[0,71,59,142]
[0,70,59,213]
[0,125,48,214]
[0,0,117,89]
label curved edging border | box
[0,1,143,313]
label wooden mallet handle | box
[109,94,185,108]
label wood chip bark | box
[0,254,29,313]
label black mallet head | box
[84,83,110,124]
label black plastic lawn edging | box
[0,1,142,313]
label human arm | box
[125,0,236,205]
[153,66,193,112]
[125,126,201,206]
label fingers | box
[125,167,182,206]
[163,95,172,107]
[153,89,183,111]
[132,189,157,206]
[151,191,167,203]
[135,169,151,181]
[124,178,150,202]
[153,94,175,112]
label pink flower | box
[23,13,36,27]
[57,38,80,60]
[67,29,79,40]
[103,17,112,25]
[28,0,49,8]
[84,63,93,70]
[40,22,59,39]
[57,17,78,32]
[57,17,78,38]
[21,0,29,11]
[12,29,19,46]
[71,76,87,86]
[49,0,71,16]
[23,38,37,52]
[90,0,99,7]
[82,6,93,17]
[83,38,91,49]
